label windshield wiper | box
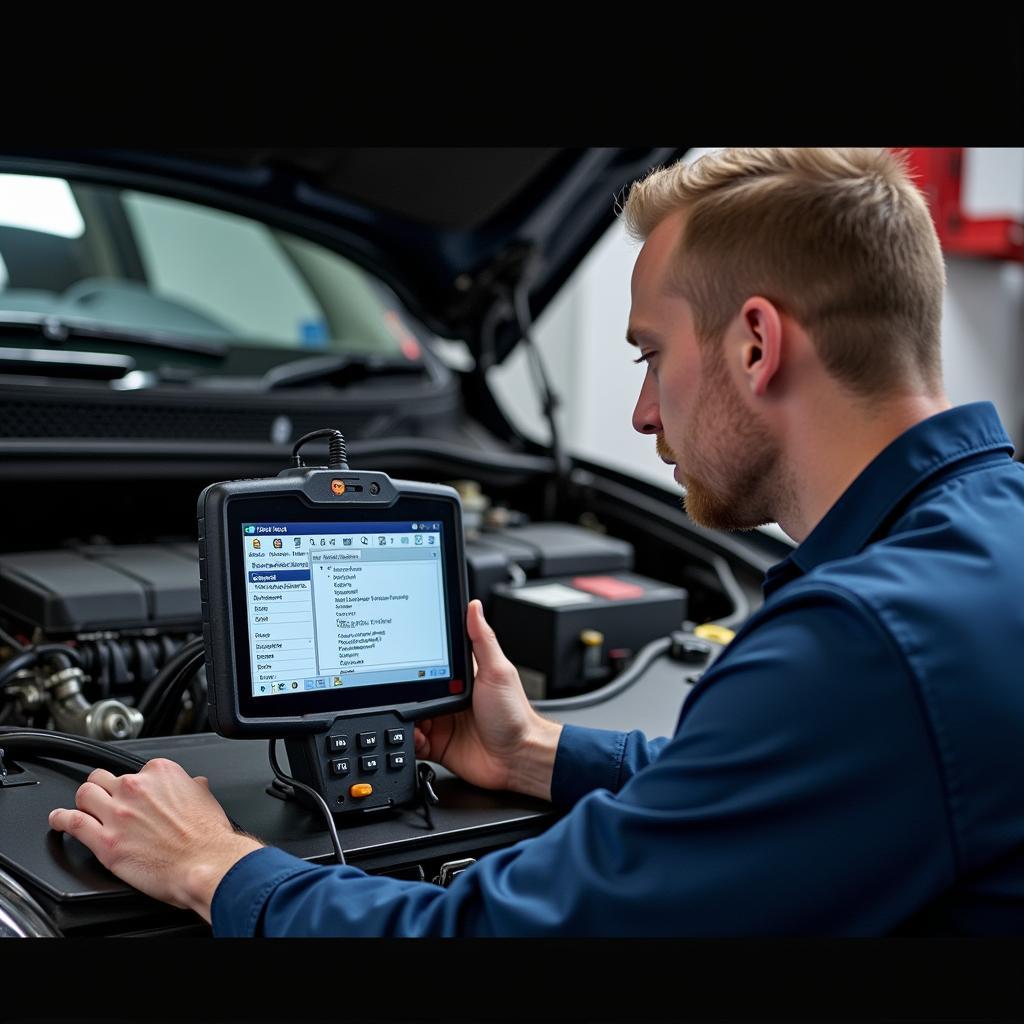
[0,311,228,359]
[262,352,426,390]
[0,346,135,381]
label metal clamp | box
[433,858,476,887]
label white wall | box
[489,217,676,490]
[489,149,1024,479]
[942,258,1024,447]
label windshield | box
[0,173,414,368]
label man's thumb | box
[467,599,503,668]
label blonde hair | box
[621,148,946,395]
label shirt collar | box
[763,402,1014,598]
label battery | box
[489,571,687,698]
[465,522,634,605]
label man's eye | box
[633,353,652,365]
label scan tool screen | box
[241,521,450,698]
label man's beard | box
[658,353,785,531]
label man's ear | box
[739,297,783,397]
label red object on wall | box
[898,147,1024,262]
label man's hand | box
[48,758,262,923]
[414,599,563,801]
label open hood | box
[0,147,686,364]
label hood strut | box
[476,243,569,519]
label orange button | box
[349,783,373,799]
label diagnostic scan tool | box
[198,430,471,818]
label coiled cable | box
[291,429,349,471]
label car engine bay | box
[0,436,780,937]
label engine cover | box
[0,544,200,635]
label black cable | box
[0,727,148,774]
[533,635,674,712]
[137,637,205,737]
[0,644,85,689]
[268,739,346,865]
[291,428,349,470]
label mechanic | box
[49,148,1024,935]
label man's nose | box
[632,375,662,435]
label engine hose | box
[147,650,206,736]
[187,669,208,733]
[0,645,85,689]
[137,638,206,737]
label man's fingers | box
[414,726,429,757]
[143,756,188,777]
[48,807,106,851]
[75,780,114,820]
[85,767,119,793]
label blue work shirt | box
[212,401,1024,936]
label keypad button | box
[357,732,378,750]
[360,755,380,772]
[386,728,405,746]
[330,758,351,777]
[388,752,407,770]
[327,734,348,754]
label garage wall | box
[489,148,1024,488]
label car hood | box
[0,147,685,364]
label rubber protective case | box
[197,468,472,738]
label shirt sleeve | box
[550,724,672,807]
[212,586,957,936]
